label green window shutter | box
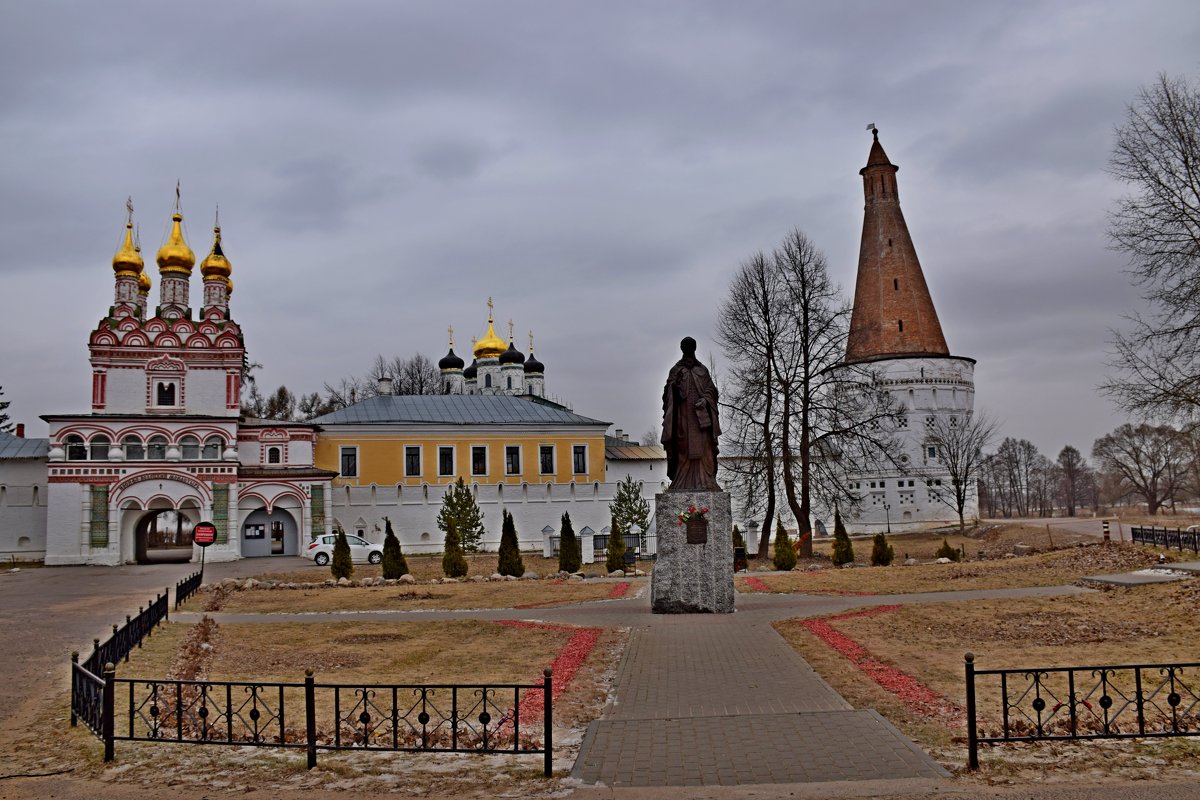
[310,485,325,540]
[89,485,109,547]
[211,484,229,544]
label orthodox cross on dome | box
[126,196,134,224]
[448,324,455,347]
[487,296,494,322]
[214,204,220,229]
[528,331,534,352]
[174,180,182,212]
[508,319,514,341]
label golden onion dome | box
[200,226,232,279]
[156,212,195,275]
[225,276,233,297]
[112,222,144,277]
[137,265,152,293]
[473,319,507,358]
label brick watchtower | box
[843,128,977,532]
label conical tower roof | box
[845,129,949,363]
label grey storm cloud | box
[2,0,1199,460]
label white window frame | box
[339,446,359,478]
[470,444,489,477]
[438,445,455,477]
[572,443,588,475]
[505,445,521,476]
[539,444,555,476]
[404,445,422,477]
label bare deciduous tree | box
[924,410,998,529]
[1092,423,1191,515]
[1103,72,1200,421]
[1055,445,1090,517]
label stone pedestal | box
[651,490,734,613]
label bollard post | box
[1103,520,1110,543]
[102,662,116,762]
[543,668,553,778]
[305,669,317,769]
[965,653,978,770]
[70,652,79,727]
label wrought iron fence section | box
[965,654,1200,769]
[1130,526,1200,553]
[175,570,204,609]
[70,658,106,735]
[89,667,553,774]
[82,592,169,675]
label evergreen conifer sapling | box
[869,532,895,566]
[497,510,525,577]
[331,526,354,580]
[605,515,627,574]
[772,518,797,571]
[831,511,855,566]
[437,477,486,553]
[558,511,582,573]
[382,517,408,579]
[442,521,469,578]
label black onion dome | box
[463,359,478,380]
[499,340,525,365]
[523,351,544,374]
[438,347,465,371]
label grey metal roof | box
[0,432,49,459]
[312,395,610,427]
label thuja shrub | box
[558,512,581,573]
[331,527,354,580]
[772,519,797,571]
[935,538,962,562]
[869,532,895,566]
[831,513,854,567]
[497,510,525,577]
[442,521,469,578]
[382,518,408,579]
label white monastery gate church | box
[42,201,337,565]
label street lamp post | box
[884,503,891,534]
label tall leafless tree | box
[1092,423,1191,515]
[718,229,897,553]
[1055,445,1090,517]
[1103,72,1200,421]
[923,410,998,529]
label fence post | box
[165,587,170,621]
[543,668,553,778]
[965,653,978,770]
[70,652,79,727]
[102,662,116,763]
[305,669,317,769]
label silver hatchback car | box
[305,533,383,566]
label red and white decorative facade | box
[42,202,335,565]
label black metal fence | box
[1130,526,1200,553]
[87,665,553,774]
[964,653,1200,769]
[174,570,204,609]
[80,591,169,676]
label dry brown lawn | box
[775,580,1200,782]
[246,552,642,585]
[738,542,1163,595]
[204,578,626,614]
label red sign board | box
[193,522,217,547]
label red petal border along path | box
[799,605,965,727]
[498,620,603,723]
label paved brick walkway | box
[571,600,950,787]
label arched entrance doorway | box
[240,508,300,557]
[134,508,196,564]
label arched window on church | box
[202,436,222,460]
[157,382,176,406]
[268,447,282,464]
[123,436,145,460]
[90,435,111,461]
[485,374,492,388]
[507,376,513,390]
[65,435,87,461]
[147,436,168,460]
[180,436,200,460]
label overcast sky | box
[2,1,1198,458]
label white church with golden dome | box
[41,196,337,565]
[438,298,547,398]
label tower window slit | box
[893,278,899,291]
[898,319,904,332]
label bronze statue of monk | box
[661,337,721,492]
